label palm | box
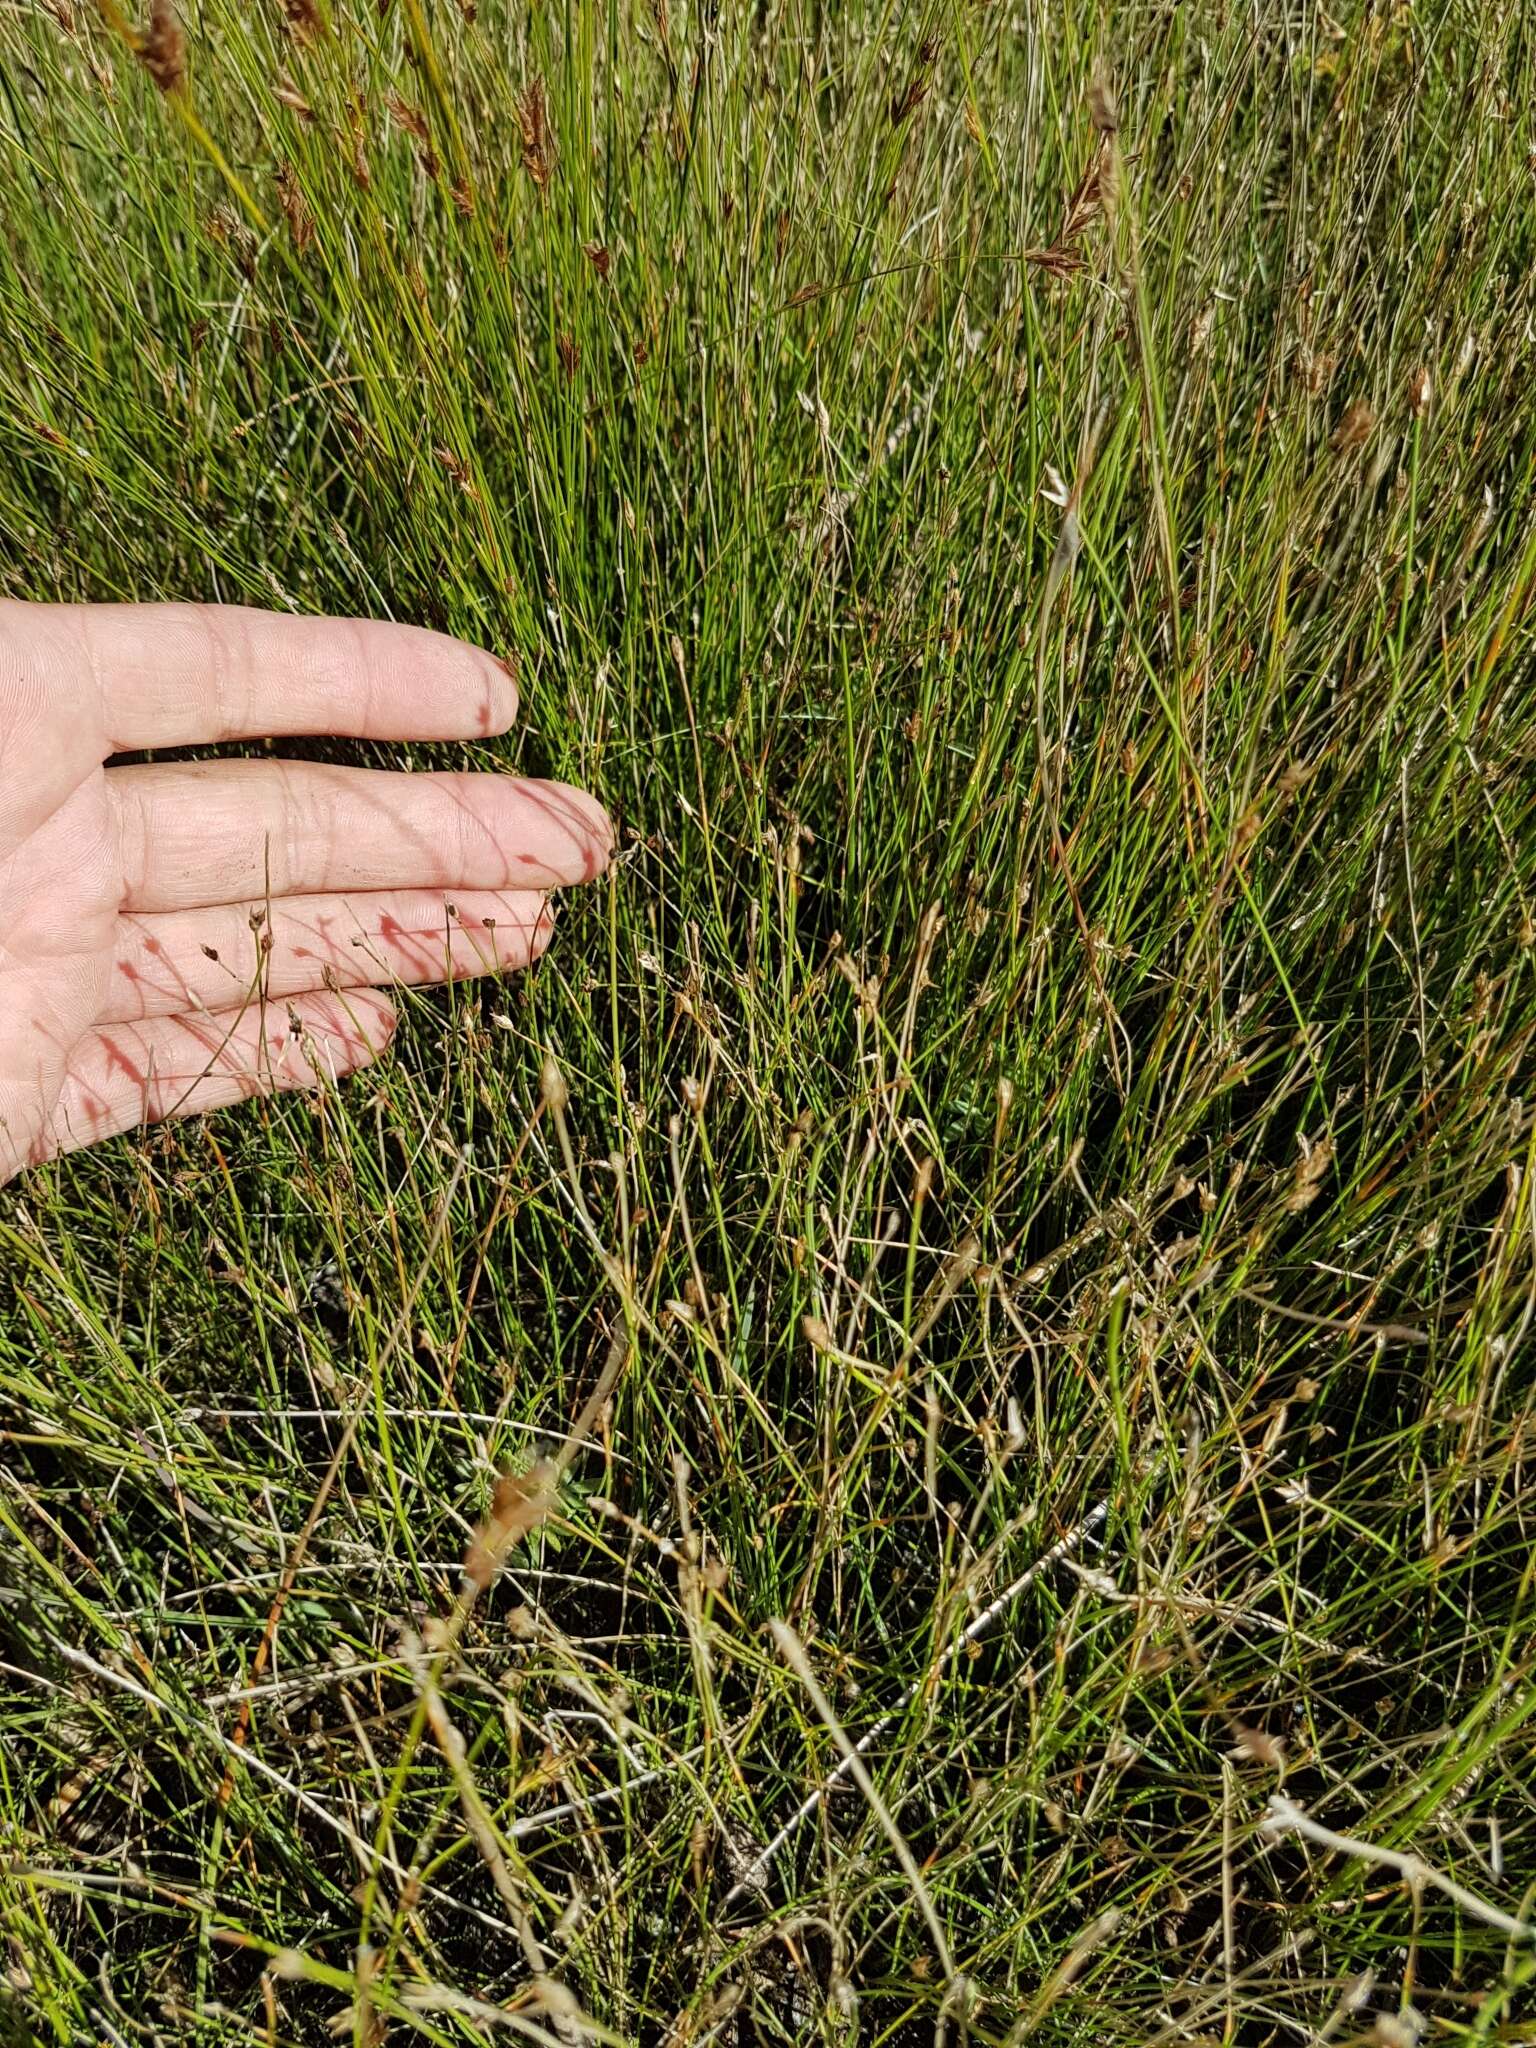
[0,603,610,1181]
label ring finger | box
[108,760,612,913]
[104,888,553,1023]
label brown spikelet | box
[462,1460,556,1596]
[281,0,321,41]
[386,93,439,177]
[276,162,314,252]
[1060,141,1109,241]
[385,91,430,145]
[274,77,314,121]
[344,95,371,188]
[206,205,257,279]
[450,177,475,216]
[1024,242,1086,280]
[774,208,791,261]
[138,0,185,93]
[1024,139,1111,277]
[433,445,479,498]
[1285,1132,1334,1214]
[515,75,554,190]
[890,73,929,125]
[1295,344,1334,396]
[583,240,611,279]
[1331,399,1375,453]
[557,331,580,381]
[1088,63,1119,135]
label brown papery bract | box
[386,92,430,145]
[281,0,320,42]
[516,76,554,191]
[1332,399,1376,453]
[462,1459,556,1595]
[138,0,185,93]
[276,163,314,252]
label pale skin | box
[0,602,612,1183]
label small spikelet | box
[274,77,314,122]
[276,162,314,252]
[387,93,439,178]
[1088,64,1118,134]
[1024,140,1111,277]
[1286,1132,1334,1214]
[462,1460,556,1594]
[386,92,430,145]
[282,0,321,42]
[516,75,554,190]
[138,0,185,93]
[890,73,928,126]
[345,94,371,188]
[1331,400,1375,453]
[539,1048,570,1112]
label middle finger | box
[108,760,612,913]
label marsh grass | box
[2,0,1535,2041]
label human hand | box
[0,603,611,1181]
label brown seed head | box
[890,74,929,125]
[274,78,314,121]
[1407,365,1432,417]
[539,1049,570,1113]
[386,92,430,145]
[138,0,185,93]
[1088,65,1118,134]
[281,0,321,41]
[1331,399,1376,453]
[433,446,478,497]
[344,94,371,188]
[1285,1132,1334,1213]
[462,1460,556,1594]
[276,163,314,252]
[1298,344,1335,396]
[516,76,554,191]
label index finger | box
[47,603,519,752]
